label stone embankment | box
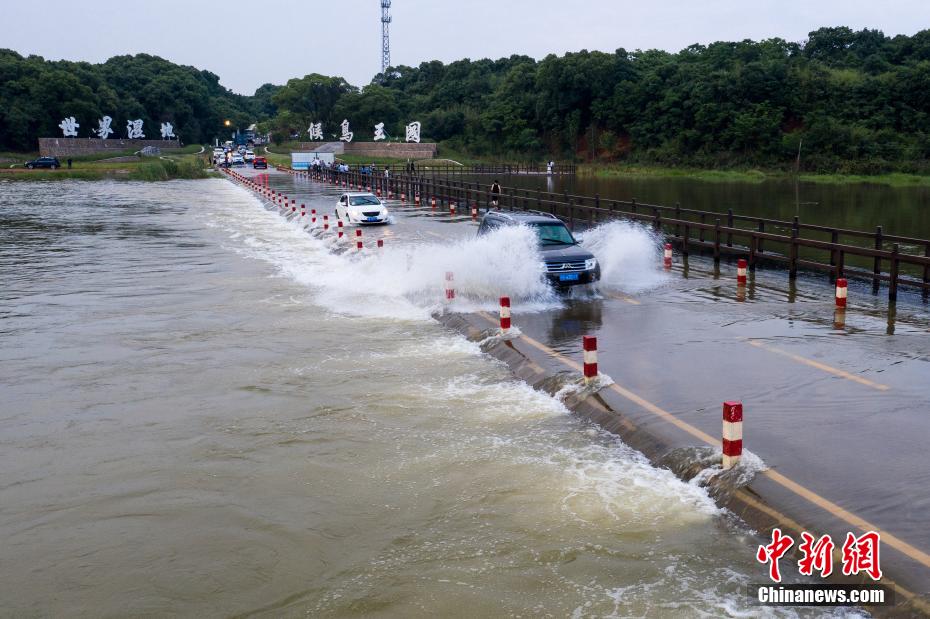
[39,138,181,157]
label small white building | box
[291,152,335,170]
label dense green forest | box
[263,27,930,173]
[4,27,930,173]
[0,51,257,151]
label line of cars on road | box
[213,145,265,168]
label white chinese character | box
[160,122,175,139]
[308,122,323,140]
[94,116,114,139]
[339,119,353,143]
[59,116,79,137]
[374,122,386,141]
[126,119,145,139]
[405,121,421,143]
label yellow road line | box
[745,339,890,392]
[605,292,641,305]
[472,311,930,572]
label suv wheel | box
[50,164,58,170]
[26,164,33,169]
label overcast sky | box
[8,0,930,94]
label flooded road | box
[0,177,873,617]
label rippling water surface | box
[0,179,860,617]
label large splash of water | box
[579,220,668,293]
[220,189,669,321]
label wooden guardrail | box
[351,162,576,176]
[290,165,930,302]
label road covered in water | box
[230,167,930,612]
[2,168,920,617]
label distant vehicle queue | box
[213,144,258,168]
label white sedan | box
[335,193,391,225]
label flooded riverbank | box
[0,179,867,616]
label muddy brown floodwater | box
[0,178,868,617]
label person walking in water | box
[490,180,502,210]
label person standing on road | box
[490,180,502,210]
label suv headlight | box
[585,258,598,270]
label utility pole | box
[381,0,392,74]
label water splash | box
[578,220,669,293]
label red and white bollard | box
[415,193,421,205]
[337,220,344,239]
[300,205,306,217]
[376,188,382,197]
[737,258,748,286]
[663,243,673,269]
[444,272,455,301]
[430,196,436,209]
[311,209,317,224]
[499,296,511,334]
[355,228,363,250]
[401,193,406,202]
[450,202,457,216]
[471,205,478,220]
[377,238,384,250]
[582,336,598,384]
[836,278,848,308]
[323,215,329,231]
[722,401,743,470]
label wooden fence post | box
[924,242,930,300]
[829,229,839,282]
[873,226,883,294]
[889,244,900,303]
[789,222,799,280]
[726,209,734,247]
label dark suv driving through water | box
[477,211,600,288]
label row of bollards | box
[493,293,745,471]
[663,244,854,323]
[221,169,387,251]
[293,164,478,221]
[232,169,747,471]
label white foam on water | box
[688,449,770,489]
[578,220,669,293]
[208,190,561,321]
[207,182,856,617]
[554,373,615,402]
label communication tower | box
[381,0,392,74]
